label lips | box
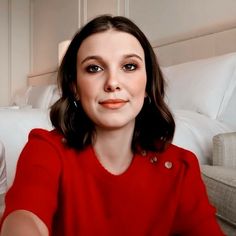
[99,99,128,109]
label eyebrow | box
[80,53,143,65]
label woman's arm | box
[1,210,48,236]
[1,130,62,235]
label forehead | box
[77,30,144,59]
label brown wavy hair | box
[50,15,175,152]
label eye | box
[122,63,137,71]
[86,65,103,73]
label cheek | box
[76,77,97,100]
[132,74,147,96]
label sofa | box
[201,132,236,236]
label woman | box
[0,15,224,236]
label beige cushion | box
[201,165,236,228]
[213,132,236,167]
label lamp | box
[58,40,71,65]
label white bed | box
[0,27,236,190]
[160,53,236,163]
[153,27,236,165]
[0,71,58,188]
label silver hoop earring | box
[73,100,78,108]
[145,95,151,104]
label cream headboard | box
[153,26,236,67]
[27,26,236,83]
[27,70,58,86]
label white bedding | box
[172,109,232,164]
[0,106,233,188]
[0,108,52,187]
[160,52,236,165]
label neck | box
[93,122,135,175]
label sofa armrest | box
[213,132,236,168]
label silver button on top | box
[164,161,173,169]
[141,150,147,156]
[150,156,158,164]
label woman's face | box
[76,30,147,130]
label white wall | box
[86,0,127,21]
[31,0,236,74]
[0,0,10,106]
[32,0,128,73]
[0,0,31,106]
[2,0,236,105]
[129,0,236,45]
[32,0,79,73]
[11,0,31,99]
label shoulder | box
[157,143,200,172]
[25,128,89,163]
[29,128,63,142]
[19,128,72,163]
[164,144,198,161]
[28,128,65,149]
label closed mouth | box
[99,99,127,104]
[99,99,128,109]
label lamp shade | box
[58,40,71,65]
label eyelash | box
[86,65,103,73]
[85,63,138,74]
[122,63,137,71]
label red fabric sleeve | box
[1,129,62,234]
[173,150,225,235]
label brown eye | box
[123,63,137,71]
[86,65,103,73]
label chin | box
[96,118,135,130]
[99,123,130,130]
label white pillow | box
[12,87,31,107]
[218,86,236,129]
[161,52,236,119]
[48,86,60,107]
[27,84,57,109]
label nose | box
[104,71,121,92]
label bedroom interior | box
[0,0,236,235]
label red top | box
[1,129,224,236]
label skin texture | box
[75,30,147,174]
[76,30,147,130]
[0,210,48,236]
